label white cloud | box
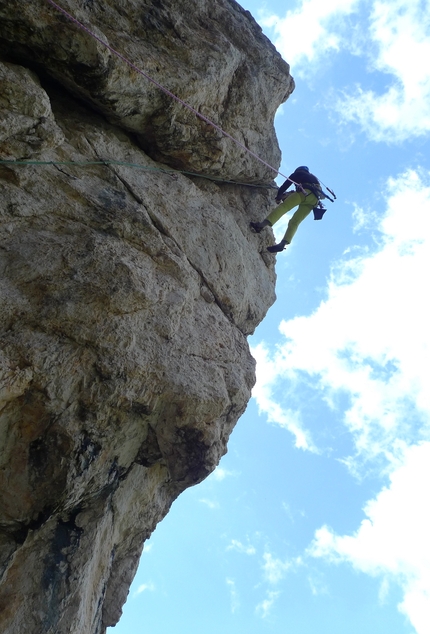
[281,501,295,522]
[142,543,153,554]
[253,168,430,633]
[133,582,155,597]
[275,103,285,119]
[210,466,235,481]
[262,552,293,585]
[260,0,360,71]
[226,578,240,613]
[251,342,317,451]
[308,442,430,634]
[335,0,430,141]
[308,571,329,596]
[260,0,430,141]
[199,498,220,509]
[252,169,430,468]
[255,590,281,618]
[227,539,256,555]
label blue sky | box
[109,1,430,632]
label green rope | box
[0,159,277,189]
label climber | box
[250,166,326,253]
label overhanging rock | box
[0,1,293,632]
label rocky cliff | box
[0,1,293,632]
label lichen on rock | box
[0,1,293,632]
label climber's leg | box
[283,194,318,243]
[266,191,303,226]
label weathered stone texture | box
[0,0,293,179]
[0,1,292,632]
[0,62,64,160]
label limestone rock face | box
[0,0,293,180]
[0,1,292,633]
[0,61,64,159]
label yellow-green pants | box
[267,190,318,243]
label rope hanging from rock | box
[45,0,289,182]
[0,160,278,189]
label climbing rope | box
[0,159,277,189]
[45,0,289,182]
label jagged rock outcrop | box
[0,1,293,632]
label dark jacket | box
[276,169,321,201]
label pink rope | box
[45,0,289,181]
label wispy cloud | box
[252,169,430,468]
[334,0,430,141]
[252,168,430,632]
[260,0,360,71]
[226,539,257,556]
[308,571,329,596]
[133,582,155,598]
[259,0,430,142]
[262,552,292,585]
[199,498,220,509]
[251,342,317,451]
[308,442,430,633]
[254,549,302,617]
[255,590,281,619]
[142,543,153,554]
[226,578,240,613]
[210,466,236,481]
[259,5,430,627]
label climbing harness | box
[296,181,337,221]
[274,175,336,220]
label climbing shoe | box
[267,240,288,253]
[250,219,270,233]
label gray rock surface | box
[0,61,64,159]
[0,1,293,632]
[0,0,293,180]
